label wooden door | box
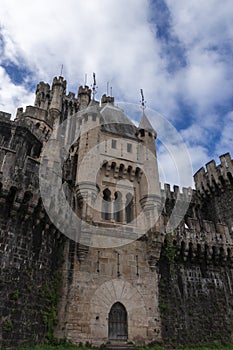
[108,302,128,341]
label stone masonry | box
[0,76,233,347]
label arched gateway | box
[108,302,128,341]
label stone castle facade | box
[0,76,233,348]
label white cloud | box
[186,145,210,175]
[158,140,210,188]
[0,1,170,112]
[0,0,232,117]
[0,1,161,83]
[0,0,232,184]
[165,0,233,47]
[158,145,194,188]
[0,66,34,116]
[165,0,233,113]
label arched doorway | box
[108,302,128,341]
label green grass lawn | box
[8,344,233,350]
[138,346,233,350]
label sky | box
[0,0,232,188]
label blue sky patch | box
[148,0,187,73]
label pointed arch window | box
[114,191,122,222]
[102,188,111,220]
[125,193,133,223]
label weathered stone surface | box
[0,76,233,348]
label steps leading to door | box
[106,341,136,350]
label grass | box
[138,346,233,350]
[6,345,96,350]
[4,344,233,350]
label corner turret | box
[138,111,156,135]
[136,111,161,230]
[137,111,157,156]
[49,76,67,127]
[194,153,233,232]
[138,111,156,136]
[78,85,92,109]
[101,94,114,105]
[34,81,51,110]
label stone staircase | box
[106,341,136,350]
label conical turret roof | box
[139,111,155,133]
[100,104,138,139]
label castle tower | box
[34,81,51,110]
[1,75,233,349]
[49,76,67,129]
[56,98,163,345]
[77,85,92,109]
[194,153,233,232]
[137,111,161,228]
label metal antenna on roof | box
[84,73,87,86]
[140,89,146,111]
[60,64,63,76]
[91,72,98,100]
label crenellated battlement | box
[78,85,91,95]
[0,150,40,190]
[161,183,194,202]
[164,218,233,264]
[101,94,114,105]
[194,153,233,195]
[0,153,42,254]
[0,111,11,122]
[35,81,50,98]
[52,76,67,88]
[0,74,233,348]
[0,111,43,197]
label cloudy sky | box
[0,0,232,187]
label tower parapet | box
[161,183,194,202]
[0,111,11,122]
[34,81,51,110]
[101,94,114,105]
[78,85,92,109]
[194,153,233,233]
[49,76,67,129]
[169,218,233,265]
[194,153,233,195]
[14,106,52,144]
[1,74,233,348]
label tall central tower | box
[55,93,164,345]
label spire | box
[138,88,156,134]
[139,111,155,134]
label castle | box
[0,76,233,348]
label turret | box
[194,153,233,194]
[137,111,157,154]
[194,153,233,232]
[137,111,161,229]
[101,94,114,105]
[77,85,91,109]
[34,82,51,110]
[49,76,67,127]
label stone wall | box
[0,115,65,347]
[0,208,65,347]
[194,153,233,231]
[0,76,233,348]
[56,240,161,346]
[158,239,233,346]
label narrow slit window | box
[112,140,117,149]
[127,143,132,153]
